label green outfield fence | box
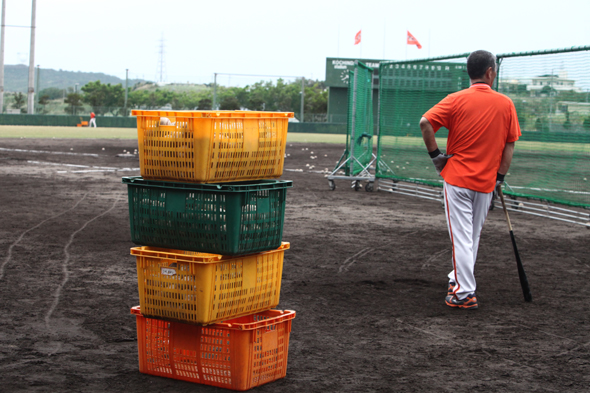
[0,114,136,128]
[0,114,347,134]
[377,46,590,208]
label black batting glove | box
[428,148,453,175]
[493,173,505,199]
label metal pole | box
[74,83,78,116]
[0,0,6,113]
[27,0,36,114]
[300,77,304,122]
[124,68,128,116]
[349,62,359,176]
[213,73,217,109]
[35,65,39,104]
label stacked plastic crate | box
[123,110,296,391]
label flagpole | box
[405,29,408,60]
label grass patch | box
[286,133,346,144]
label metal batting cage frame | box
[328,61,377,192]
[375,46,590,227]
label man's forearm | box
[498,142,515,175]
[420,117,438,153]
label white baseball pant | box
[89,118,96,128]
[443,182,493,300]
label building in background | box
[325,57,382,124]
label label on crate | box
[161,267,177,276]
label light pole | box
[213,73,217,110]
[74,83,78,116]
[35,65,39,107]
[0,0,6,114]
[124,69,129,116]
[300,77,305,122]
[27,0,36,114]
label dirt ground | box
[0,138,588,392]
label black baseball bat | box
[498,187,532,302]
[498,186,533,302]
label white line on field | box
[27,160,116,169]
[25,160,140,173]
[56,168,140,173]
[0,193,88,281]
[45,194,123,347]
[0,147,99,157]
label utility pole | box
[300,77,305,122]
[124,69,129,116]
[0,0,6,113]
[74,83,78,116]
[213,73,217,110]
[35,65,40,104]
[27,0,36,114]
[156,34,165,84]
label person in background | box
[89,112,97,128]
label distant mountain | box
[3,64,147,93]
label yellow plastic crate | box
[130,243,289,325]
[131,110,294,183]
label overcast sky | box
[3,0,590,86]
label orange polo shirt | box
[423,84,521,193]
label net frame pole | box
[349,61,359,176]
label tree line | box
[34,78,327,117]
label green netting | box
[377,47,590,208]
[496,48,590,208]
[376,57,469,186]
[343,61,374,176]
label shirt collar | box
[470,82,491,89]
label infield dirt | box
[0,138,588,392]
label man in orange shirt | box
[420,50,521,310]
[89,112,97,128]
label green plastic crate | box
[122,177,292,255]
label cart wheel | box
[365,182,374,192]
[354,180,361,191]
[328,180,336,191]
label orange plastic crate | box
[131,306,295,391]
[131,243,289,325]
[131,110,294,183]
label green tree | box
[197,97,212,110]
[64,93,83,115]
[535,117,550,132]
[219,95,241,110]
[583,117,590,131]
[81,81,125,115]
[563,111,572,130]
[12,92,25,110]
[38,87,65,100]
[540,85,556,97]
[38,95,50,105]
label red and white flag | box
[407,30,422,49]
[354,30,361,45]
